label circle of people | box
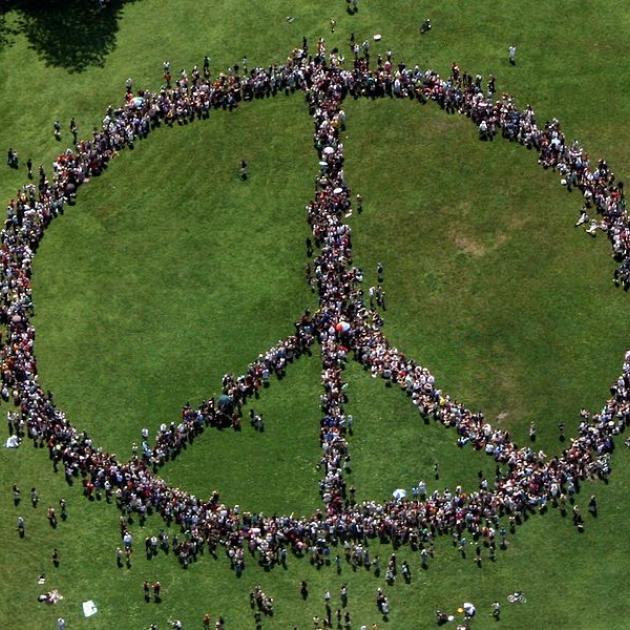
[3,36,627,576]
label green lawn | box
[3,1,630,628]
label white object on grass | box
[392,488,407,501]
[82,600,98,617]
[5,435,19,448]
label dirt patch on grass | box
[454,234,487,257]
[452,227,512,257]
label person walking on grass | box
[508,45,517,65]
[70,118,78,145]
[47,505,57,528]
[492,601,501,620]
[377,261,384,283]
[7,148,18,169]
[529,421,536,441]
[340,583,348,607]
[588,494,598,516]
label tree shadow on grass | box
[1,0,140,73]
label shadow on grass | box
[0,0,140,72]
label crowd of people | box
[3,38,630,578]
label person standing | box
[508,45,517,65]
[369,286,376,309]
[558,422,566,442]
[153,580,161,602]
[116,547,123,567]
[377,285,386,310]
[492,601,501,620]
[7,148,18,169]
[340,584,348,607]
[59,498,67,520]
[70,118,78,145]
[588,495,598,517]
[47,505,57,528]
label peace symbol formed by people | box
[4,38,627,570]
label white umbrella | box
[323,146,335,155]
[392,488,407,501]
[463,603,476,617]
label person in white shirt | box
[508,45,517,65]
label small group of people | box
[345,0,359,15]
[143,579,161,602]
[249,585,274,616]
[12,485,67,575]
[301,584,353,629]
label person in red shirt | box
[153,581,161,602]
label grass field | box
[3,1,630,628]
